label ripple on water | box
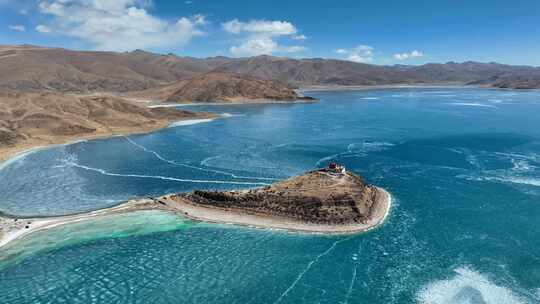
[0,210,194,269]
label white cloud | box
[8,25,26,32]
[35,0,205,51]
[393,50,424,60]
[35,24,51,33]
[334,45,374,63]
[292,34,307,40]
[230,37,278,56]
[282,45,307,53]
[230,37,306,56]
[192,14,206,25]
[223,19,305,56]
[223,19,297,36]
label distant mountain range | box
[1,44,539,93]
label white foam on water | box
[511,159,535,172]
[347,141,394,153]
[0,149,35,171]
[168,118,215,128]
[123,137,277,181]
[200,155,221,167]
[360,97,380,100]
[220,112,245,117]
[0,138,93,171]
[498,176,540,187]
[417,267,526,304]
[448,103,498,109]
[67,161,269,186]
[460,174,540,188]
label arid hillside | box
[0,90,214,159]
[131,72,309,103]
[0,45,221,92]
[172,168,385,225]
[2,44,539,92]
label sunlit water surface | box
[1,88,539,303]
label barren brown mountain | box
[2,44,540,93]
[0,90,214,160]
[215,56,540,89]
[0,45,220,92]
[132,72,309,103]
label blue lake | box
[0,88,539,303]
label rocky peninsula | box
[0,164,391,248]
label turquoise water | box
[0,210,195,269]
[0,88,539,303]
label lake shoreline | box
[298,83,476,92]
[0,186,392,249]
[0,116,218,165]
[163,186,392,235]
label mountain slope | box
[133,72,308,103]
[0,90,214,159]
[214,56,540,88]
[1,45,539,91]
[0,45,219,92]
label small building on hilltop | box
[325,163,346,175]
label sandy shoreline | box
[147,98,317,108]
[164,187,392,234]
[0,117,218,165]
[0,199,161,249]
[0,187,392,249]
[298,83,475,92]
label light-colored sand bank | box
[0,199,164,249]
[0,187,391,249]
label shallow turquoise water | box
[0,88,539,303]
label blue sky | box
[1,0,539,65]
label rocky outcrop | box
[172,166,386,225]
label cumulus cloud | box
[222,19,306,57]
[35,0,205,51]
[393,50,424,60]
[223,19,297,36]
[334,45,374,63]
[8,25,26,32]
[35,24,51,33]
